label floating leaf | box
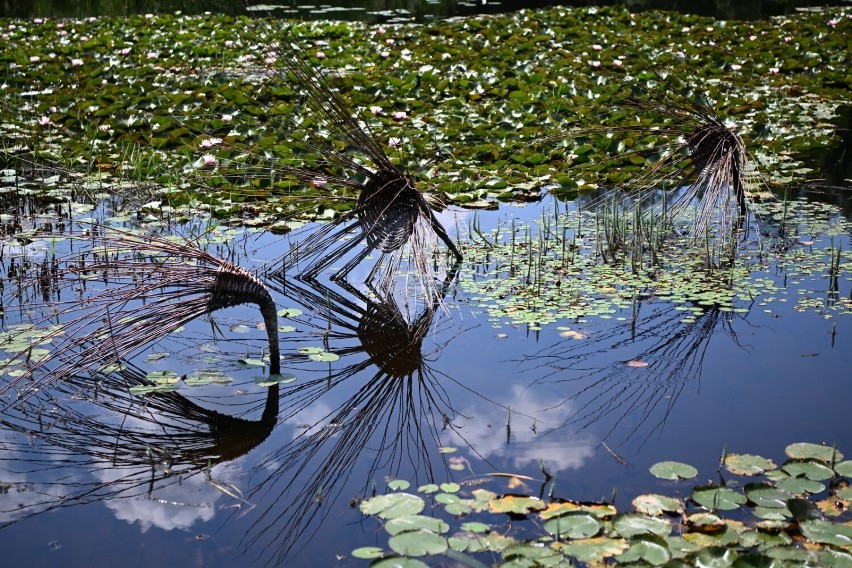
[691,486,746,511]
[360,493,425,519]
[799,519,852,547]
[460,522,489,533]
[488,495,547,515]
[835,461,852,477]
[544,512,602,539]
[384,515,449,536]
[439,482,460,493]
[632,494,684,516]
[238,358,265,367]
[351,547,384,559]
[649,461,698,480]
[388,480,410,491]
[612,513,672,538]
[556,537,628,563]
[785,443,843,464]
[744,483,792,509]
[782,459,835,481]
[616,535,670,565]
[145,370,179,384]
[417,484,439,494]
[724,453,776,476]
[388,529,447,556]
[309,351,339,362]
[255,373,296,387]
[277,307,303,318]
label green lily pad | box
[238,358,265,367]
[351,546,384,559]
[145,370,179,384]
[384,515,449,536]
[632,494,684,516]
[488,495,547,515]
[543,512,602,539]
[556,536,629,563]
[691,486,747,511]
[782,459,835,481]
[785,443,843,464]
[777,476,825,495]
[388,480,410,491]
[439,482,460,493]
[835,461,852,477]
[799,519,852,547]
[277,307,303,318]
[360,493,425,519]
[649,461,698,480]
[744,483,792,509]
[309,351,339,362]
[724,453,776,476]
[255,373,296,387]
[612,513,672,538]
[617,535,671,566]
[460,522,489,533]
[387,529,447,557]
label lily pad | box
[387,529,447,557]
[799,519,852,547]
[785,443,843,464]
[255,373,296,387]
[351,546,384,559]
[488,495,547,515]
[724,453,776,476]
[691,486,747,511]
[632,494,684,516]
[556,537,629,563]
[782,459,835,481]
[360,493,425,519]
[612,513,672,538]
[649,461,698,480]
[384,515,449,536]
[744,483,792,509]
[543,512,602,539]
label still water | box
[0,190,849,566]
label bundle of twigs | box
[194,8,462,287]
[0,226,281,400]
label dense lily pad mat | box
[0,6,849,224]
[458,196,852,328]
[354,442,852,566]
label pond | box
[0,4,851,567]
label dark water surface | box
[0,193,849,566]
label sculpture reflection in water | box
[235,264,469,563]
[517,302,749,452]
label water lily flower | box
[769,67,780,74]
[377,26,386,34]
[380,51,390,58]
[80,35,89,42]
[30,56,40,63]
[731,64,742,71]
[311,178,327,188]
[120,47,131,55]
[38,116,50,126]
[316,51,326,59]
[681,26,690,32]
[225,40,234,47]
[200,137,222,148]
[71,58,83,66]
[33,18,43,24]
[222,114,233,122]
[370,106,382,115]
[146,52,158,59]
[99,124,110,132]
[591,44,602,50]
[392,111,407,121]
[749,35,757,41]
[590,60,601,68]
[388,137,402,147]
[828,18,839,27]
[613,59,623,67]
[202,154,217,167]
[385,38,395,45]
